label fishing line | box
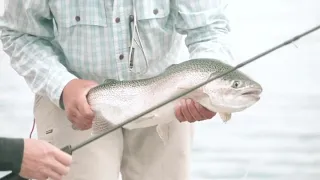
[2,24,320,180]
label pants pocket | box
[33,94,57,144]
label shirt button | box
[119,54,124,60]
[153,9,159,15]
[75,16,80,22]
[115,17,120,23]
[129,15,134,22]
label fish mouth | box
[240,88,262,98]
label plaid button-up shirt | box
[0,0,233,107]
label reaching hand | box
[19,139,72,180]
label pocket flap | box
[135,0,170,20]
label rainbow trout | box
[87,58,262,135]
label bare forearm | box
[174,0,234,63]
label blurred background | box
[1,0,320,179]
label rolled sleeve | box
[174,0,234,63]
[0,0,78,108]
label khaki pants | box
[33,94,194,180]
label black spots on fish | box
[103,78,117,84]
[88,79,118,95]
[163,59,231,80]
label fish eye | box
[232,80,241,88]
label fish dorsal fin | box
[103,78,117,84]
[166,64,177,69]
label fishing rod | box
[2,24,320,180]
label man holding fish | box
[0,0,237,180]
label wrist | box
[47,70,78,109]
[59,93,65,110]
[58,78,78,110]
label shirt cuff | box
[189,44,235,65]
[47,70,78,109]
[0,138,24,173]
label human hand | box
[19,139,72,180]
[174,98,216,123]
[62,79,98,130]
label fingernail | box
[186,99,192,105]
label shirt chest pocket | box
[134,0,172,33]
[129,0,175,62]
[135,0,170,19]
[49,0,108,32]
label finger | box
[194,102,210,120]
[71,106,92,130]
[77,100,95,122]
[53,148,72,167]
[180,99,195,122]
[83,82,99,92]
[73,118,89,130]
[76,95,94,129]
[76,107,93,128]
[21,172,47,180]
[71,112,89,130]
[44,168,63,180]
[65,108,77,123]
[37,175,49,180]
[186,99,203,121]
[195,102,216,120]
[174,102,184,122]
[49,159,70,176]
[82,82,99,98]
[66,109,88,130]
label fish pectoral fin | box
[219,112,232,123]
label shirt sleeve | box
[173,0,234,63]
[0,138,24,173]
[0,0,78,108]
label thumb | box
[83,81,99,96]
